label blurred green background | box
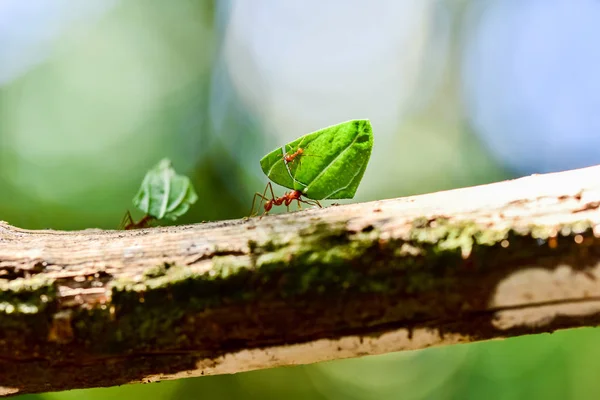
[4,0,600,399]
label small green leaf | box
[260,119,374,200]
[132,158,198,220]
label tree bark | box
[3,165,600,396]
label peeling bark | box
[3,165,600,396]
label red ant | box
[120,211,155,230]
[283,147,305,163]
[250,182,322,216]
[282,138,319,169]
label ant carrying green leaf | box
[121,158,198,229]
[252,119,374,216]
[120,211,154,230]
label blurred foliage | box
[2,0,599,399]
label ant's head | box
[288,190,302,200]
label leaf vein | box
[303,129,361,196]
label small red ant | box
[120,211,155,230]
[250,182,322,216]
[283,147,305,163]
[282,138,319,169]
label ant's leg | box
[250,193,264,216]
[120,210,134,230]
[266,182,276,200]
[250,184,271,216]
[250,182,277,216]
[297,197,321,210]
[250,192,271,216]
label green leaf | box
[132,158,198,220]
[259,119,374,200]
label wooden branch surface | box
[3,166,600,396]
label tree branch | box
[3,166,600,396]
